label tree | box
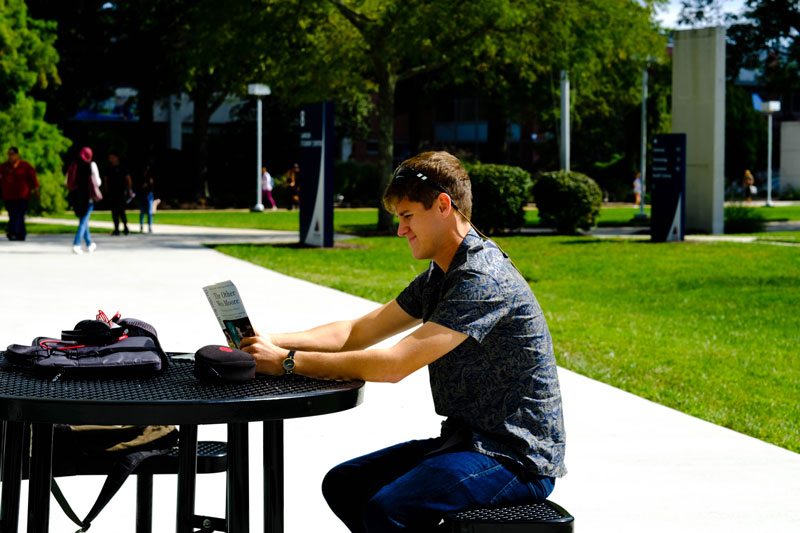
[0,0,71,214]
[28,0,281,200]
[678,0,793,186]
[258,0,668,231]
[679,0,800,88]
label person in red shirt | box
[0,147,39,241]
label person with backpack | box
[65,147,102,254]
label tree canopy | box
[22,0,670,215]
[254,0,669,229]
[0,0,71,213]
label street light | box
[634,66,649,220]
[247,83,271,212]
[560,70,570,171]
[760,100,780,207]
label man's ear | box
[437,193,452,214]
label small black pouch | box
[194,345,255,382]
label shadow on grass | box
[210,241,371,251]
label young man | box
[240,151,566,532]
[0,147,39,241]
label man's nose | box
[397,219,407,236]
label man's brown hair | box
[382,151,472,219]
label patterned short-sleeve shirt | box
[396,229,567,478]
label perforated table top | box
[0,354,364,425]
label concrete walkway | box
[1,223,799,532]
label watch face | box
[283,358,296,372]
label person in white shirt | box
[261,167,277,210]
[65,146,103,254]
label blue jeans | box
[5,199,27,240]
[139,192,153,228]
[322,437,555,532]
[73,203,94,246]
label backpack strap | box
[51,448,171,531]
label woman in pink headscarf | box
[65,147,103,255]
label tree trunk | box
[137,85,155,158]
[375,69,397,232]
[192,87,211,200]
[486,99,508,164]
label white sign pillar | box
[671,27,726,234]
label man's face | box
[7,151,19,164]
[108,154,119,166]
[395,198,442,261]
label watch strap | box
[283,350,296,374]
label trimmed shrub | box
[724,205,766,234]
[532,170,602,234]
[780,185,800,201]
[464,161,531,234]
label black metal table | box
[0,356,364,533]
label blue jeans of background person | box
[73,203,94,246]
[139,192,153,230]
[322,437,555,532]
[5,199,27,240]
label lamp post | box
[247,83,271,212]
[560,70,570,171]
[635,66,649,220]
[760,100,780,207]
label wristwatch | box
[282,350,296,374]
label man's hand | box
[239,334,290,376]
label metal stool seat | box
[441,500,574,532]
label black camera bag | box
[3,316,168,378]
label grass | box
[754,231,800,243]
[35,204,800,235]
[83,209,304,232]
[0,222,75,235]
[525,206,653,228]
[214,235,800,453]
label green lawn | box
[215,235,800,453]
[754,231,800,243]
[37,204,800,235]
[85,209,304,232]
[0,222,75,235]
[525,206,652,228]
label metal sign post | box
[650,134,686,242]
[298,101,334,247]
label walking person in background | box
[65,147,102,255]
[105,150,132,235]
[0,147,39,241]
[633,172,643,207]
[743,169,756,203]
[262,167,277,210]
[287,163,300,210]
[137,164,155,233]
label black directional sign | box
[299,101,334,248]
[650,134,686,242]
